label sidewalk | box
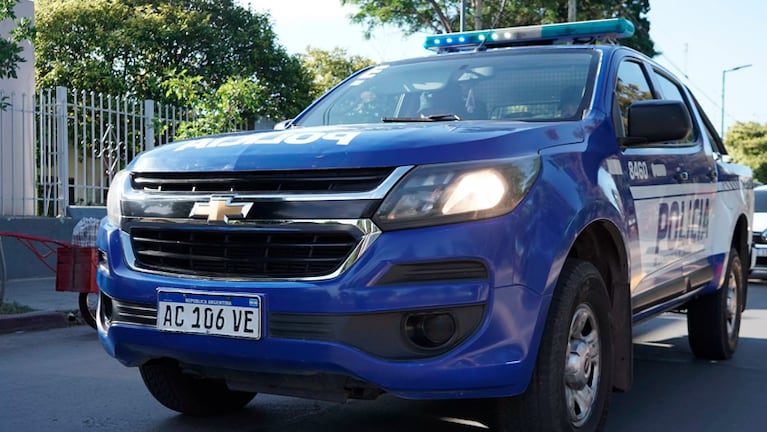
[0,277,83,333]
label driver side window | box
[613,60,653,137]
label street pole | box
[568,0,577,22]
[475,0,482,30]
[720,64,752,137]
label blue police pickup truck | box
[97,19,753,431]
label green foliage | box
[1,0,34,111]
[300,47,375,99]
[0,301,34,314]
[0,0,33,79]
[725,121,767,183]
[34,0,313,118]
[0,9,23,78]
[162,70,287,139]
[341,0,656,57]
[0,0,34,79]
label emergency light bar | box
[424,18,635,53]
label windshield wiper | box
[382,113,461,123]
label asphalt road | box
[2,283,767,431]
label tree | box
[725,121,767,183]
[340,0,656,57]
[300,47,376,99]
[162,70,293,138]
[34,0,313,118]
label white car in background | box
[751,185,767,276]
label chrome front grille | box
[131,168,395,194]
[129,226,361,278]
[122,167,406,280]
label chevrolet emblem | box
[189,198,253,223]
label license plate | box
[757,248,767,257]
[157,290,261,339]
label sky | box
[250,0,765,137]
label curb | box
[0,310,72,334]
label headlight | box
[374,156,540,230]
[106,170,130,227]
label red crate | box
[55,246,99,293]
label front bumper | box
[96,218,550,400]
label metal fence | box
[0,86,191,217]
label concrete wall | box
[0,217,79,279]
[0,0,35,216]
[1,206,106,279]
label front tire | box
[140,359,256,416]
[78,292,98,329]
[687,247,743,360]
[496,259,612,432]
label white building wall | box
[0,0,35,216]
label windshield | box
[295,50,599,127]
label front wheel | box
[687,247,744,360]
[140,359,256,416]
[496,259,613,432]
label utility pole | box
[460,0,466,31]
[475,0,482,30]
[720,64,752,137]
[568,0,577,22]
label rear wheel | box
[496,259,612,432]
[140,359,256,416]
[687,247,743,360]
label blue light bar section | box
[424,18,635,53]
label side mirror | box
[626,100,692,144]
[273,119,294,130]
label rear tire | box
[687,247,743,360]
[140,359,256,416]
[496,259,612,432]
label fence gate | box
[0,86,190,217]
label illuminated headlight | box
[106,170,130,228]
[374,156,540,230]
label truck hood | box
[129,122,587,172]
